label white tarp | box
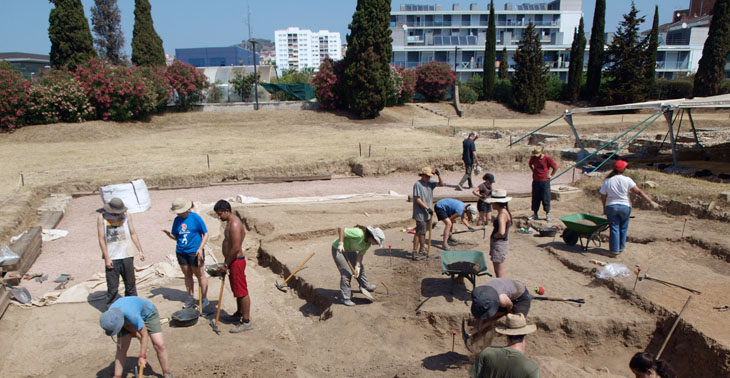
[99,179,151,213]
[235,192,406,205]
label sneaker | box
[223,312,242,322]
[201,298,210,311]
[418,247,427,255]
[442,245,451,251]
[359,287,374,300]
[343,299,356,307]
[163,373,174,378]
[528,214,539,221]
[183,296,195,309]
[545,213,551,222]
[364,284,377,292]
[448,237,459,245]
[230,321,253,333]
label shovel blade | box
[275,281,287,292]
[461,317,473,353]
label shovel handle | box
[282,252,315,286]
[198,254,203,310]
[533,296,585,304]
[215,275,226,326]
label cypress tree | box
[483,0,496,100]
[48,0,97,70]
[131,0,165,66]
[511,23,548,114]
[644,6,659,95]
[565,17,586,102]
[693,0,730,97]
[91,0,126,65]
[584,0,605,101]
[604,3,647,105]
[343,0,393,119]
[499,47,509,79]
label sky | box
[0,0,690,56]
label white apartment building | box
[390,1,583,81]
[274,27,342,72]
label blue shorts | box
[176,252,204,267]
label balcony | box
[497,20,558,27]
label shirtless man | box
[213,200,252,333]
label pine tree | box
[91,0,126,65]
[48,0,97,70]
[499,47,509,79]
[584,0,605,101]
[511,23,548,114]
[131,0,165,66]
[604,3,647,105]
[693,0,730,97]
[343,0,393,119]
[565,17,586,102]
[483,0,496,100]
[644,6,659,95]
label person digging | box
[434,198,478,251]
[468,278,533,346]
[213,200,252,333]
[331,225,385,306]
[99,296,173,378]
[469,313,540,378]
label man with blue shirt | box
[457,132,479,191]
[435,198,478,250]
[99,296,173,378]
[163,198,209,310]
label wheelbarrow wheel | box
[562,229,579,246]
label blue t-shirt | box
[462,138,476,164]
[171,212,208,254]
[436,198,466,216]
[109,296,155,332]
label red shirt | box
[529,155,557,182]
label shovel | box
[275,252,315,292]
[640,273,701,295]
[8,286,31,304]
[344,256,373,301]
[461,317,474,353]
[533,296,585,304]
[210,273,226,335]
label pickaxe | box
[275,252,315,292]
[532,296,585,304]
[639,273,701,295]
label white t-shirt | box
[103,212,134,260]
[599,175,636,207]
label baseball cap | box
[613,160,628,172]
[471,286,499,320]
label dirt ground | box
[1,102,730,377]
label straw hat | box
[531,146,544,157]
[102,198,127,215]
[170,198,193,214]
[485,189,512,203]
[495,313,537,336]
[419,167,434,177]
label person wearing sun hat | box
[332,225,385,306]
[162,198,209,310]
[99,296,173,378]
[600,160,660,255]
[485,189,513,278]
[528,145,558,221]
[97,197,146,307]
[412,166,444,257]
[469,313,539,378]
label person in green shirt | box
[331,225,385,307]
[470,313,540,378]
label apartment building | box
[274,27,342,72]
[390,1,583,81]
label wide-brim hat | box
[102,197,127,214]
[100,307,124,336]
[466,204,478,220]
[366,226,385,247]
[419,167,434,177]
[170,198,193,214]
[471,285,499,320]
[485,188,512,204]
[495,313,537,336]
[531,146,544,156]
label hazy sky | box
[0,0,689,56]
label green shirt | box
[332,228,371,255]
[470,346,539,378]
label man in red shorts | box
[214,200,252,333]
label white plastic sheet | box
[99,179,151,213]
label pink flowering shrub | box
[386,65,417,106]
[75,59,158,121]
[0,65,30,131]
[416,61,456,102]
[312,58,345,110]
[26,69,95,123]
[166,61,208,109]
[139,66,171,112]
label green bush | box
[229,71,258,101]
[653,78,693,100]
[465,74,484,99]
[459,85,478,104]
[27,69,94,124]
[718,79,730,95]
[494,79,512,104]
[545,75,565,101]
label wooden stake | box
[359,143,362,157]
[20,171,24,186]
[206,154,210,170]
[368,144,371,158]
[427,215,433,257]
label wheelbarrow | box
[440,250,491,293]
[560,213,609,251]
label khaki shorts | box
[119,307,162,336]
[489,238,509,263]
[415,220,429,234]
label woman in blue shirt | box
[163,198,209,310]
